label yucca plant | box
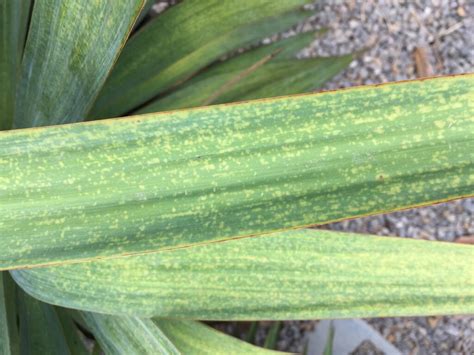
[1,0,473,353]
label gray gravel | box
[302,0,473,84]
[368,316,474,355]
[325,198,474,242]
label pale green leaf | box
[155,319,282,354]
[13,0,145,128]
[11,229,474,319]
[82,312,180,355]
[88,0,311,119]
[0,75,472,270]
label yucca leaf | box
[1,75,472,270]
[136,31,323,112]
[17,289,70,354]
[245,322,259,344]
[222,57,353,102]
[81,313,180,355]
[0,0,30,131]
[135,0,155,29]
[139,56,353,113]
[88,0,312,119]
[11,229,474,320]
[155,319,283,354]
[56,308,89,355]
[1,273,19,355]
[16,0,31,57]
[264,322,281,349]
[13,0,145,128]
[323,322,334,355]
[136,31,346,113]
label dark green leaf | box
[139,56,353,113]
[0,0,30,131]
[245,322,258,344]
[264,322,281,349]
[56,308,89,355]
[17,289,70,354]
[1,272,19,355]
[135,31,305,112]
[88,0,311,119]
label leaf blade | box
[81,312,180,355]
[155,319,282,354]
[13,0,145,128]
[136,31,347,113]
[1,75,473,269]
[0,273,19,355]
[17,289,70,354]
[88,0,311,119]
[11,229,474,320]
[0,0,30,131]
[55,308,89,355]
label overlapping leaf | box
[81,313,281,354]
[11,229,474,320]
[17,289,70,354]
[155,319,282,354]
[0,273,19,354]
[88,0,312,118]
[137,31,353,113]
[0,75,473,270]
[0,0,31,131]
[82,313,180,355]
[56,308,89,355]
[14,0,145,128]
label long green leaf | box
[88,0,311,119]
[17,289,70,354]
[12,229,474,319]
[0,273,19,355]
[1,75,472,270]
[139,56,353,113]
[56,308,89,355]
[221,57,353,102]
[13,0,145,128]
[0,0,30,131]
[81,312,180,355]
[155,319,282,354]
[136,30,350,113]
